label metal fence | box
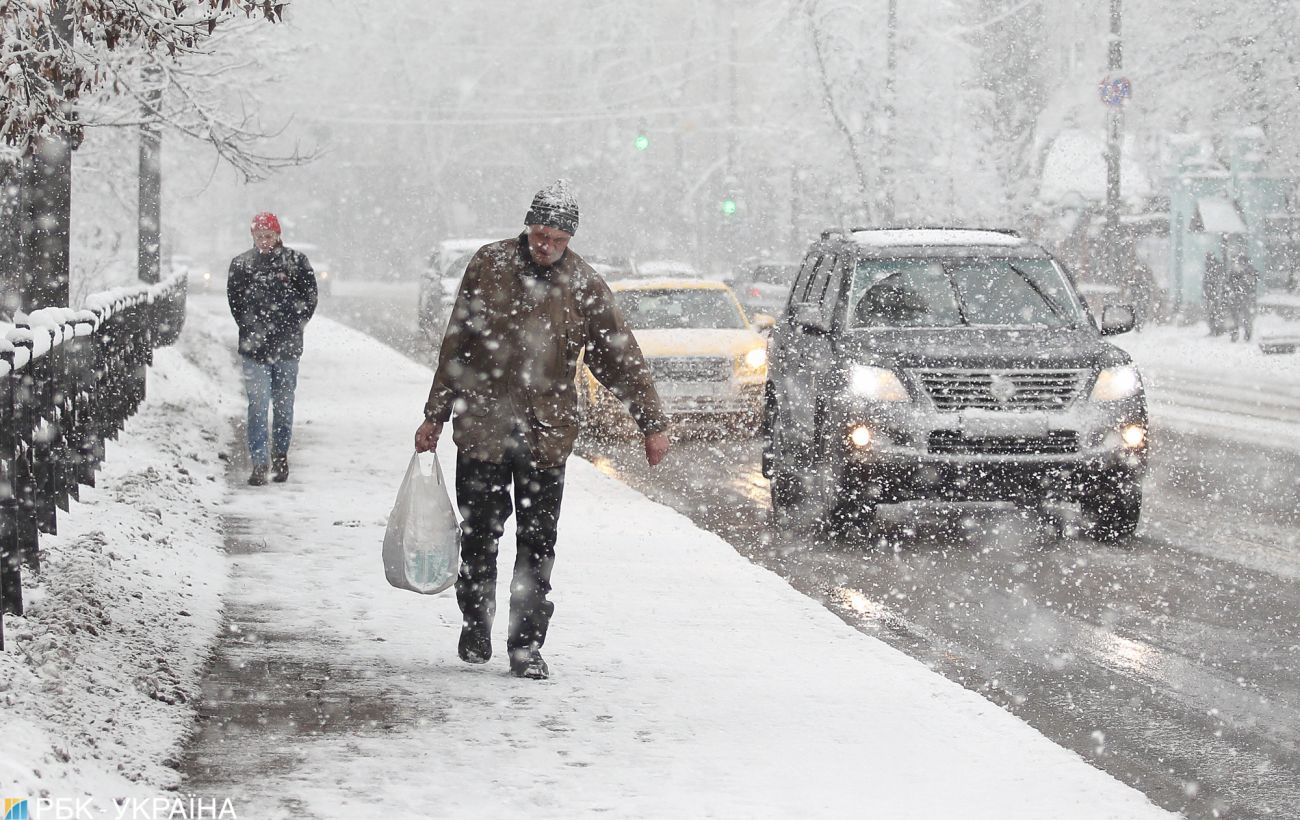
[0,273,186,649]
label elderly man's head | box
[524,180,578,267]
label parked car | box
[763,227,1148,540]
[585,253,638,280]
[418,237,497,344]
[633,259,700,279]
[730,260,800,319]
[581,278,768,433]
[171,253,222,293]
[291,241,334,296]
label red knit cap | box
[251,212,281,234]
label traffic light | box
[720,196,737,216]
[634,133,650,151]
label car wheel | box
[815,479,876,539]
[1083,476,1141,542]
[764,465,806,530]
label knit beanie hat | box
[524,179,579,236]
[251,212,281,234]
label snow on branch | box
[0,0,285,150]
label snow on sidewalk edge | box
[0,318,240,800]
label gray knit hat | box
[524,179,579,236]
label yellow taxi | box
[582,278,772,432]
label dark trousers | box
[455,447,566,654]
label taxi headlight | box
[849,365,909,402]
[1090,365,1142,401]
[743,347,767,370]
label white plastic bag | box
[382,452,460,594]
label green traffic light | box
[721,197,737,216]
[634,134,650,151]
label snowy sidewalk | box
[1116,313,1300,453]
[173,300,1169,819]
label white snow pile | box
[0,315,241,801]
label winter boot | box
[247,464,269,486]
[272,453,290,483]
[509,647,549,680]
[458,624,492,664]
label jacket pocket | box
[530,388,579,429]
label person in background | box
[1223,236,1259,343]
[1202,243,1227,336]
[414,180,670,680]
[227,212,318,486]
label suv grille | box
[913,369,1087,412]
[928,430,1080,455]
[649,356,730,383]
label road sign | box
[1099,75,1132,107]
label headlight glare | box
[849,365,909,402]
[743,347,767,370]
[1121,424,1147,448]
[1090,365,1142,401]
[848,425,873,447]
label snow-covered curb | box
[0,314,241,801]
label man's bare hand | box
[415,419,443,453]
[645,431,670,466]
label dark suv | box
[762,228,1149,540]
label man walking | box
[414,180,670,679]
[228,212,318,486]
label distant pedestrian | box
[414,179,671,680]
[227,212,318,485]
[1223,240,1259,343]
[1122,252,1158,331]
[1203,248,1226,336]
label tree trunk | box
[138,70,163,284]
[20,136,73,311]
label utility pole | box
[724,2,740,265]
[138,64,163,284]
[21,0,75,311]
[1103,0,1124,287]
[881,0,897,225]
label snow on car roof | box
[608,277,730,291]
[849,229,1026,248]
[635,259,699,276]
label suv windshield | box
[848,257,1082,329]
[615,289,746,330]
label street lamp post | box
[1104,0,1124,288]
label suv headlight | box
[1090,365,1143,401]
[741,347,767,370]
[849,365,909,402]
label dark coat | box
[424,234,667,467]
[227,245,318,363]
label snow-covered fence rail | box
[0,273,187,649]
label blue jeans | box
[241,357,300,466]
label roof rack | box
[852,225,1022,238]
[821,226,1025,241]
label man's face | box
[252,227,280,254]
[526,224,572,267]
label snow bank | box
[0,314,240,802]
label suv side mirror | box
[750,312,776,333]
[792,302,831,334]
[1100,304,1136,336]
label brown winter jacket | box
[423,234,667,467]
